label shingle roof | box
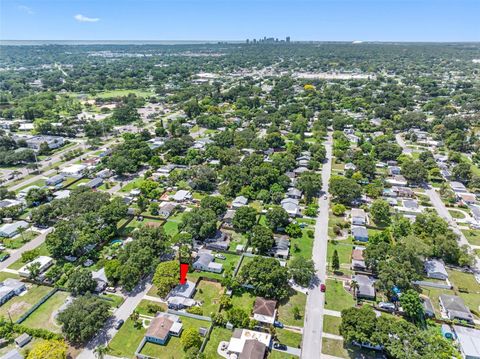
[253,297,277,317]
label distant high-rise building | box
[286,36,291,43]
[246,39,250,44]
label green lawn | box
[227,231,248,251]
[2,231,40,250]
[21,291,69,332]
[230,290,256,313]
[289,229,314,262]
[109,318,146,358]
[139,316,211,359]
[0,285,53,322]
[269,351,298,359]
[275,328,302,348]
[163,220,180,236]
[277,291,307,327]
[193,280,224,316]
[0,271,20,281]
[120,177,146,193]
[448,209,466,219]
[325,279,355,312]
[100,293,125,308]
[8,242,50,270]
[328,214,348,239]
[203,326,232,359]
[462,229,480,246]
[322,338,383,358]
[94,89,154,99]
[15,179,46,193]
[323,315,342,335]
[136,299,167,316]
[327,240,354,275]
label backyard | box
[193,280,224,316]
[0,284,53,322]
[21,290,70,332]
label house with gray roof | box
[439,294,474,324]
[352,274,376,299]
[232,196,248,209]
[424,259,448,280]
[193,252,223,273]
[453,325,480,359]
[0,221,29,238]
[281,197,300,217]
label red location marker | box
[179,263,189,285]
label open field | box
[325,279,355,312]
[278,290,307,327]
[0,284,52,322]
[22,290,69,332]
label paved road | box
[301,132,333,359]
[395,133,412,155]
[0,228,52,271]
[77,279,153,359]
[425,187,480,272]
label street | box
[301,132,333,359]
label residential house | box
[286,187,302,199]
[351,208,367,226]
[168,281,196,299]
[91,268,108,292]
[281,197,300,217]
[25,135,64,151]
[470,205,480,223]
[226,329,271,359]
[395,186,415,198]
[388,166,401,176]
[424,259,449,280]
[421,296,435,318]
[352,274,376,300]
[172,190,192,202]
[144,313,183,345]
[458,192,477,205]
[53,190,70,200]
[0,279,26,305]
[269,237,290,259]
[157,164,176,176]
[345,163,356,171]
[45,174,65,186]
[253,297,277,325]
[61,164,86,178]
[439,294,474,324]
[386,175,408,187]
[352,226,369,242]
[232,196,248,209]
[205,231,230,251]
[158,202,176,218]
[18,256,53,278]
[2,349,23,359]
[167,296,196,310]
[351,246,367,272]
[293,166,309,176]
[96,169,113,179]
[223,209,236,226]
[453,325,480,359]
[450,181,468,193]
[85,177,103,189]
[0,221,29,238]
[193,252,223,273]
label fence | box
[412,281,452,289]
[167,308,212,322]
[16,287,59,324]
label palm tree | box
[350,280,359,299]
[94,345,110,359]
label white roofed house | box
[61,164,86,178]
[351,208,367,226]
[281,197,300,217]
[226,329,271,359]
[232,196,248,209]
[18,256,54,278]
[0,221,29,238]
[352,274,376,300]
[193,252,223,273]
[172,190,192,202]
[424,259,448,280]
[450,181,468,193]
[0,279,26,305]
[453,325,480,359]
[286,187,302,199]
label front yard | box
[277,291,307,327]
[324,279,355,312]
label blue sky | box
[1,0,479,41]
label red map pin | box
[179,263,189,285]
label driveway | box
[272,345,301,357]
[301,132,333,359]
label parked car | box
[273,343,287,351]
[0,253,10,262]
[106,287,116,293]
[320,283,326,292]
[115,319,124,329]
[378,302,396,312]
[215,254,226,260]
[273,320,284,328]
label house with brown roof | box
[227,328,271,359]
[351,246,367,272]
[253,297,277,325]
[145,313,183,345]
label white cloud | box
[74,14,100,23]
[18,5,34,15]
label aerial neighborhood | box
[0,39,479,359]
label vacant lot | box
[193,280,224,316]
[22,291,69,332]
[278,291,307,327]
[203,326,231,359]
[325,279,355,312]
[0,284,52,322]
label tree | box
[332,203,346,216]
[285,223,302,238]
[94,345,111,359]
[27,262,41,281]
[232,206,257,233]
[181,328,202,352]
[265,206,289,230]
[200,196,227,216]
[452,162,472,184]
[226,307,252,328]
[104,259,121,283]
[57,294,111,343]
[340,306,379,346]
[66,268,97,296]
[25,187,49,207]
[250,225,274,254]
[153,261,178,298]
[401,159,428,184]
[329,176,361,205]
[370,199,391,226]
[289,256,315,287]
[179,207,217,240]
[26,340,68,359]
[400,289,424,324]
[332,249,340,271]
[239,256,289,300]
[292,306,301,320]
[297,171,322,203]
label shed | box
[14,333,31,348]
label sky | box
[1,0,479,42]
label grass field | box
[448,209,466,219]
[325,279,355,312]
[135,299,167,316]
[327,240,354,275]
[289,229,314,263]
[203,326,232,359]
[462,229,480,246]
[8,242,50,270]
[0,271,20,281]
[109,318,146,358]
[94,89,154,99]
[0,285,53,322]
[2,231,40,250]
[193,280,224,316]
[230,290,256,313]
[277,291,307,327]
[323,315,342,335]
[275,328,302,348]
[21,291,69,332]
